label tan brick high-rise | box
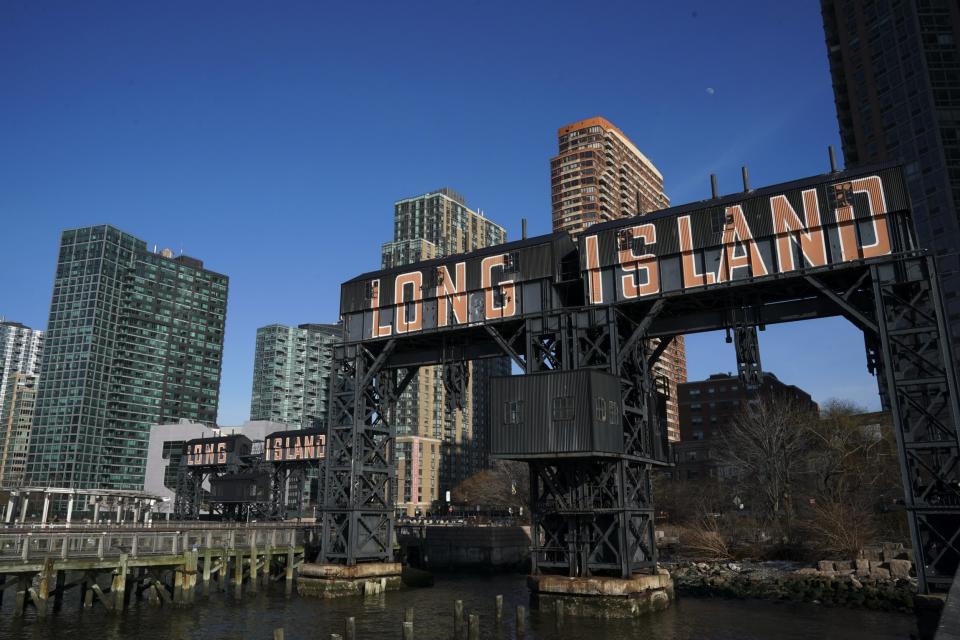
[550,117,686,441]
[382,188,511,515]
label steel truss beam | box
[805,257,960,592]
[319,340,418,564]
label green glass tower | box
[26,225,228,491]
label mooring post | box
[516,605,527,636]
[404,607,414,625]
[112,553,128,611]
[454,599,464,638]
[264,546,273,586]
[495,594,503,623]
[186,550,197,604]
[345,616,356,640]
[402,621,414,640]
[555,600,564,626]
[249,541,259,593]
[330,635,343,640]
[273,628,284,640]
[468,613,479,640]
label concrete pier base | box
[297,563,402,599]
[528,569,674,619]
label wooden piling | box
[251,542,260,593]
[495,594,503,623]
[112,553,128,611]
[402,621,414,640]
[284,548,295,595]
[330,635,342,640]
[516,605,527,636]
[54,569,66,610]
[273,628,284,640]
[173,562,184,604]
[404,607,414,625]
[468,613,479,640]
[203,549,212,596]
[454,599,464,638]
[555,600,564,625]
[345,616,356,640]
[234,548,243,598]
[14,575,29,617]
[264,547,273,586]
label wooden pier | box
[0,522,314,619]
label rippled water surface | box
[0,573,919,640]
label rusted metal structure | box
[326,162,959,593]
[173,428,325,521]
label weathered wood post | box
[454,599,464,638]
[404,607,414,625]
[234,548,244,598]
[14,575,28,617]
[345,616,356,640]
[330,635,343,640]
[112,553,128,611]
[249,541,259,593]
[273,628,284,640]
[468,613,480,640]
[184,551,197,604]
[54,569,66,610]
[402,621,414,640]
[203,548,212,596]
[173,559,184,604]
[284,548,295,595]
[555,600,564,626]
[495,594,503,623]
[36,558,55,617]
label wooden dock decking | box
[0,522,316,619]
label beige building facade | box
[382,188,511,515]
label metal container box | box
[209,471,272,503]
[490,370,624,458]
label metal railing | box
[0,525,307,564]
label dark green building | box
[26,225,228,491]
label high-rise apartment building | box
[0,321,43,487]
[382,188,510,515]
[550,117,670,237]
[822,0,960,357]
[0,372,38,486]
[249,323,340,429]
[27,225,228,492]
[550,117,686,441]
[0,321,43,415]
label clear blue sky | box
[0,1,882,424]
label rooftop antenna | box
[828,145,838,173]
[710,174,719,199]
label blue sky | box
[0,1,882,424]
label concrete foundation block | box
[527,572,674,619]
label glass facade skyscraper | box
[822,0,960,356]
[26,225,228,491]
[249,323,340,429]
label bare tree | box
[716,393,818,538]
[451,459,529,511]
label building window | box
[552,396,574,421]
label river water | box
[1,573,919,640]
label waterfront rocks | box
[669,560,917,612]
